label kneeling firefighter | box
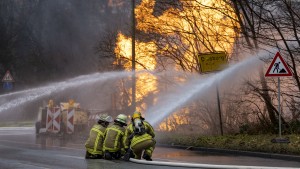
[103,114,128,160]
[85,114,113,159]
[124,111,156,161]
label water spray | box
[145,51,272,126]
[0,71,133,113]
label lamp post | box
[131,0,136,112]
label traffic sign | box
[3,82,13,90]
[265,52,292,138]
[265,52,292,77]
[198,52,228,73]
[2,70,14,82]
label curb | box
[157,144,300,162]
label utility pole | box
[131,0,136,112]
[216,83,223,135]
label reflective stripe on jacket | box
[130,133,153,148]
[103,123,125,153]
[124,120,155,149]
[85,124,106,155]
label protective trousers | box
[131,139,155,159]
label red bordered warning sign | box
[2,70,14,82]
[265,52,292,77]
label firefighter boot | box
[123,149,132,161]
[142,153,152,161]
[85,151,92,159]
[104,151,112,160]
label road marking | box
[0,127,34,130]
[15,162,51,169]
[0,139,84,151]
[0,127,34,135]
[56,154,85,160]
[0,133,32,136]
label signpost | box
[265,52,292,140]
[198,52,227,73]
[2,70,14,90]
[198,52,228,135]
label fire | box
[114,0,238,131]
[136,0,237,54]
[115,33,157,70]
[115,33,158,109]
[158,108,191,131]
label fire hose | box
[129,158,299,169]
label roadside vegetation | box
[156,132,300,156]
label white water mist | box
[145,51,271,126]
[0,71,132,113]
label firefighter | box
[85,114,113,159]
[123,111,155,161]
[103,114,128,160]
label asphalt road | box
[0,127,299,169]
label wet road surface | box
[0,127,299,169]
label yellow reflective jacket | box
[124,120,155,149]
[103,123,126,153]
[85,124,106,155]
[131,133,153,148]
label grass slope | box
[156,132,300,155]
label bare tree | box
[227,0,300,133]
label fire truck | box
[35,100,90,136]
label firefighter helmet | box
[132,111,141,120]
[97,114,113,123]
[115,114,127,125]
[132,111,145,120]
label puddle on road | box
[35,134,86,149]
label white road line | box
[0,127,34,130]
[56,154,85,160]
[0,133,32,136]
[0,139,84,151]
[15,162,51,169]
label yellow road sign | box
[198,52,228,73]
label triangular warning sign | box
[2,70,14,82]
[265,52,292,77]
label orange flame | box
[115,33,157,70]
[114,32,158,110]
[115,0,238,131]
[136,0,237,54]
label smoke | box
[0,1,131,87]
[30,1,107,76]
[0,71,133,121]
